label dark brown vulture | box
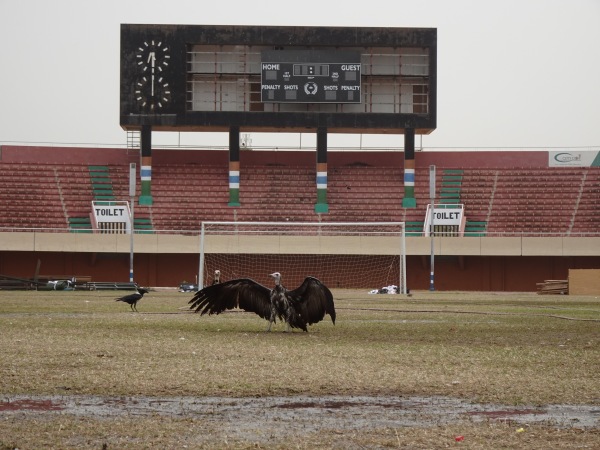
[188,272,335,332]
[115,287,149,312]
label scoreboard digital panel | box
[261,50,361,103]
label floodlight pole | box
[429,165,436,291]
[129,163,136,283]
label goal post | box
[198,221,407,294]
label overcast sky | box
[1,0,599,150]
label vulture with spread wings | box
[188,272,336,332]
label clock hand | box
[147,51,156,66]
[148,52,156,96]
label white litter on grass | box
[369,285,398,294]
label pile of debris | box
[369,285,399,295]
[536,279,568,295]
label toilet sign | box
[94,205,128,222]
[91,201,132,233]
[424,203,465,237]
[431,208,463,225]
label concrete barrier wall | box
[1,232,598,256]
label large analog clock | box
[134,40,171,111]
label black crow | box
[115,287,149,312]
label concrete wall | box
[1,232,598,291]
[2,232,597,257]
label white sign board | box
[548,151,600,167]
[94,205,129,223]
[432,208,462,225]
[91,201,132,233]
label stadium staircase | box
[67,165,111,232]
[67,166,115,232]
[439,169,463,205]
[89,165,116,201]
[66,165,153,233]
[439,169,487,236]
[570,168,600,234]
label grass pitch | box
[1,289,599,448]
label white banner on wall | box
[548,151,600,167]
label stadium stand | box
[0,162,66,229]
[571,169,600,234]
[0,146,598,291]
[151,164,231,229]
[238,165,316,222]
[1,149,599,235]
[0,160,156,233]
[458,167,599,236]
[328,165,405,222]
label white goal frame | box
[198,221,407,294]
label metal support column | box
[315,127,329,213]
[228,126,241,207]
[139,125,153,205]
[402,128,417,208]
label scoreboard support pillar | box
[228,126,241,207]
[402,128,417,208]
[315,127,329,213]
[139,125,153,206]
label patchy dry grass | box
[1,289,599,448]
[1,414,599,449]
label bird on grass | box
[115,287,149,312]
[189,272,335,332]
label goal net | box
[198,221,406,294]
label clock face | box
[135,75,171,111]
[134,40,171,111]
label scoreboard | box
[261,50,361,103]
[120,24,437,134]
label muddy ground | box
[2,394,598,442]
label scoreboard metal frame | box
[120,24,437,135]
